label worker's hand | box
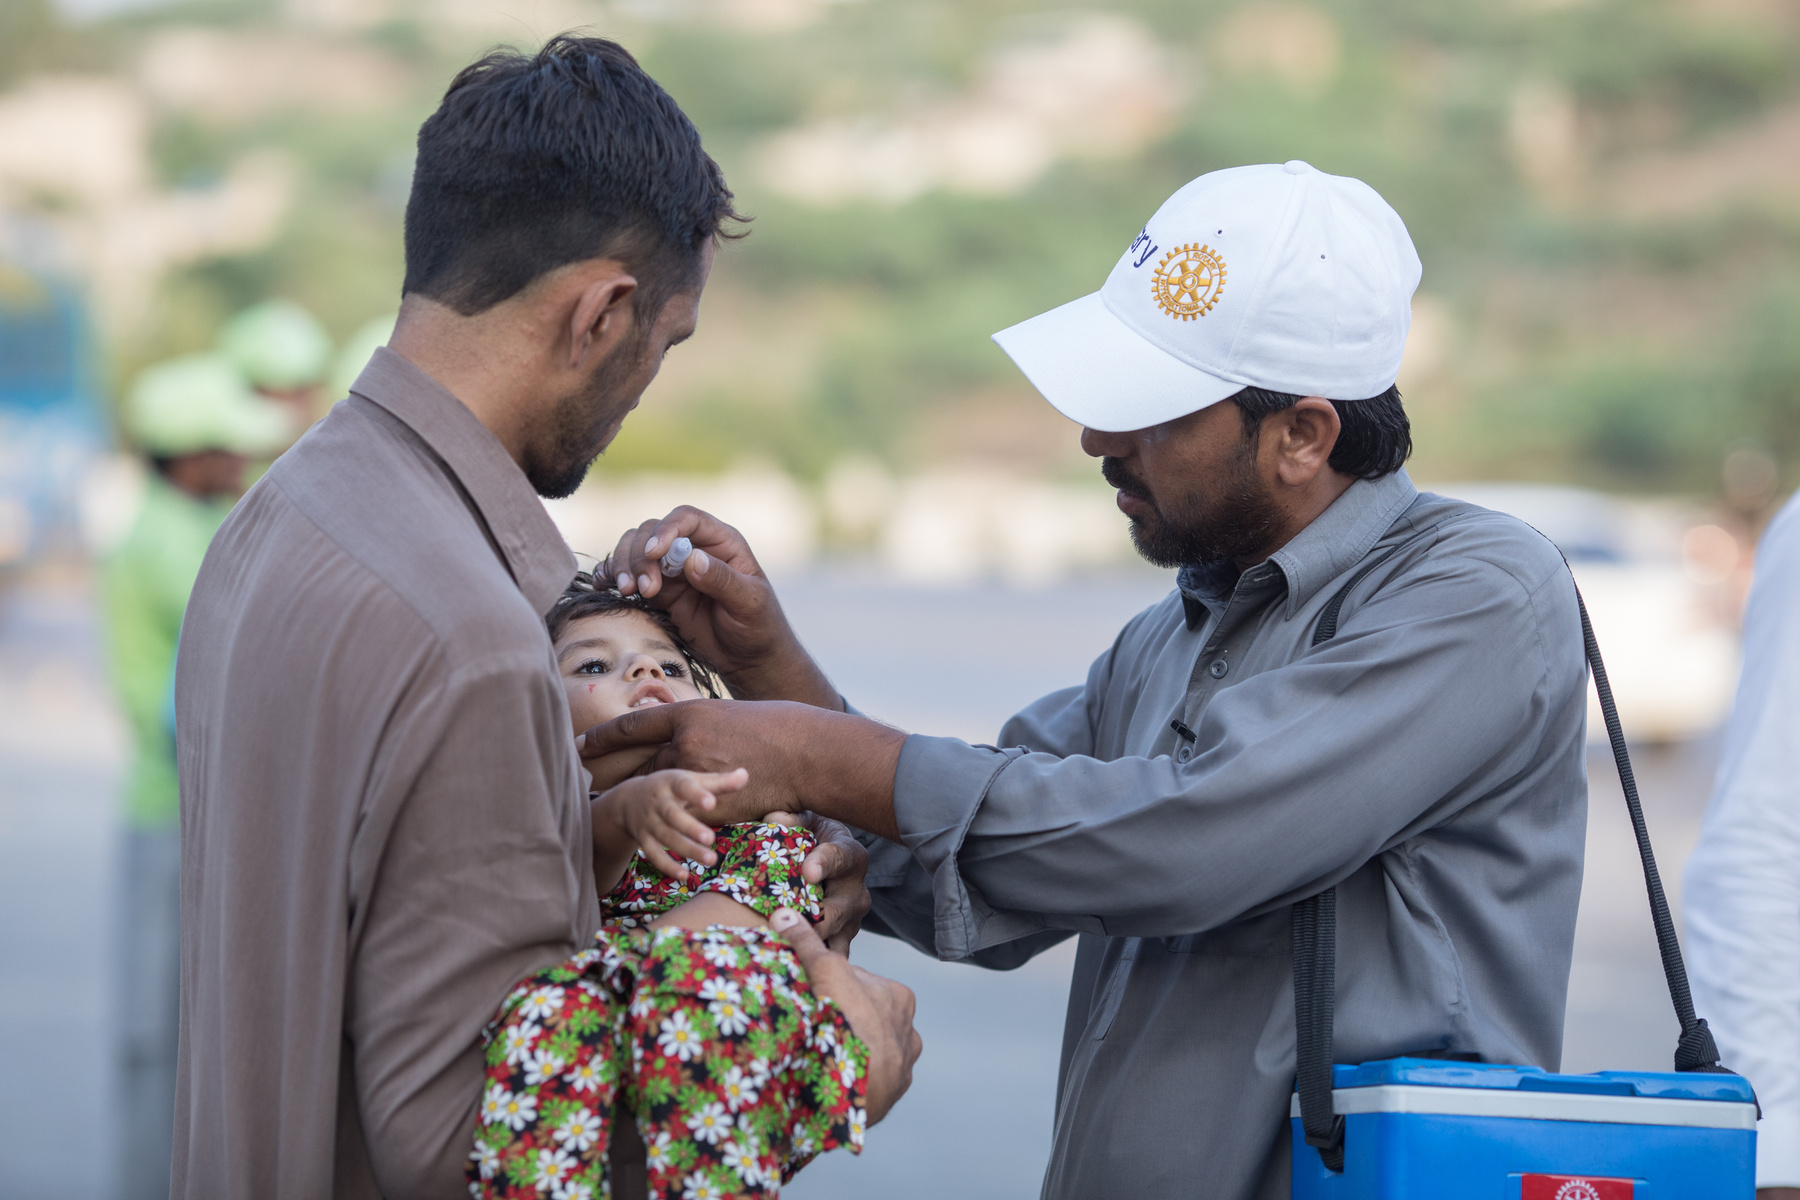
[601,507,841,708]
[802,815,872,954]
[579,698,906,841]
[769,906,922,1125]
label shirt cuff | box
[893,734,1041,960]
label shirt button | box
[1209,659,1229,679]
[1177,746,1192,763]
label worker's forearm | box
[796,713,906,842]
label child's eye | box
[661,661,687,679]
[574,658,611,676]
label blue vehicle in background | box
[0,257,108,573]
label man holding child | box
[173,37,917,1200]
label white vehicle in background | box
[1426,483,1741,745]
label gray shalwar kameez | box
[860,469,1590,1200]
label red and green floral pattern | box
[468,825,866,1200]
[604,822,825,929]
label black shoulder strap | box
[1290,555,1389,1172]
[1291,557,1731,1175]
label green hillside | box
[8,0,1800,497]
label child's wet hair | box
[548,571,724,698]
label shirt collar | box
[1271,468,1418,618]
[349,347,577,616]
[1178,468,1419,629]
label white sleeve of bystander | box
[1686,492,1800,1191]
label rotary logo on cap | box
[1151,243,1227,320]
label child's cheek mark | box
[587,684,595,693]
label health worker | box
[589,161,1593,1200]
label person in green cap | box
[101,351,289,1200]
[216,298,333,425]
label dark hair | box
[1229,385,1412,480]
[403,35,746,319]
[547,571,723,697]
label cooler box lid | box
[1287,1059,1758,1130]
[1330,1058,1755,1103]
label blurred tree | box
[13,0,1800,493]
[0,0,60,90]
[1732,281,1800,474]
[0,0,114,86]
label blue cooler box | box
[1290,1058,1756,1200]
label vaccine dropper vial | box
[659,536,693,577]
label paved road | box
[0,563,1728,1200]
[0,566,128,1200]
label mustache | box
[1100,456,1152,503]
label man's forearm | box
[792,710,906,841]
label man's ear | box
[1273,397,1342,486]
[568,269,639,372]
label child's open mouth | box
[629,680,676,709]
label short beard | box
[1101,439,1283,568]
[522,328,648,500]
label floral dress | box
[468,824,869,1200]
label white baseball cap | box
[992,161,1422,433]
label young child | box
[467,574,867,1200]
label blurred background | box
[2,0,1797,1196]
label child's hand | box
[593,768,749,883]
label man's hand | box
[579,698,906,840]
[602,507,840,707]
[769,907,921,1125]
[803,815,872,953]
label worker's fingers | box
[620,507,760,600]
[801,826,870,953]
[800,820,864,886]
[642,507,757,574]
[672,543,775,624]
[579,703,684,758]
[602,519,660,596]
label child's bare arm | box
[589,768,749,896]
